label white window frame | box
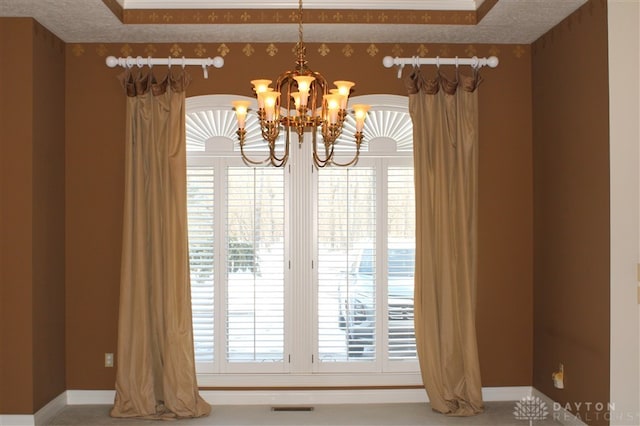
[186,94,422,387]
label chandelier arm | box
[321,120,343,147]
[325,132,364,167]
[311,130,337,168]
[312,153,332,168]
[312,152,331,167]
[323,136,333,158]
[285,123,293,157]
[269,146,289,167]
[313,156,331,168]
[267,125,290,166]
[239,141,272,166]
[311,73,328,121]
[242,156,268,167]
[260,123,280,144]
[327,110,347,142]
[275,71,296,107]
[327,150,360,167]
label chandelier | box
[232,0,370,168]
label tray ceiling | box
[0,0,587,44]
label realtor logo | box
[513,396,549,425]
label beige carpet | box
[46,402,565,425]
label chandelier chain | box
[298,0,303,46]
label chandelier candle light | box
[232,0,370,168]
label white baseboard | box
[66,390,115,405]
[532,388,587,426]
[201,386,534,405]
[0,391,66,426]
[0,415,35,426]
[202,389,428,405]
[483,386,532,402]
[65,386,533,406]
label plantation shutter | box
[187,167,215,363]
[226,167,285,362]
[387,167,416,360]
[317,167,377,361]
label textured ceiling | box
[0,0,587,44]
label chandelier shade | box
[232,0,369,168]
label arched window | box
[186,94,419,387]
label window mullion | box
[286,132,315,373]
[215,158,227,373]
[377,159,388,370]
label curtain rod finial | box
[106,56,119,68]
[212,56,224,69]
[382,56,395,68]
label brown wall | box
[0,18,35,415]
[532,1,610,424]
[0,18,66,414]
[32,21,67,411]
[476,46,534,387]
[64,41,534,389]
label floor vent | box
[271,406,315,412]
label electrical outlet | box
[105,352,114,368]
[552,363,564,389]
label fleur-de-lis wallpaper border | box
[101,0,498,26]
[69,42,529,62]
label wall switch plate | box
[105,352,114,368]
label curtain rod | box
[105,55,225,79]
[383,55,499,78]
